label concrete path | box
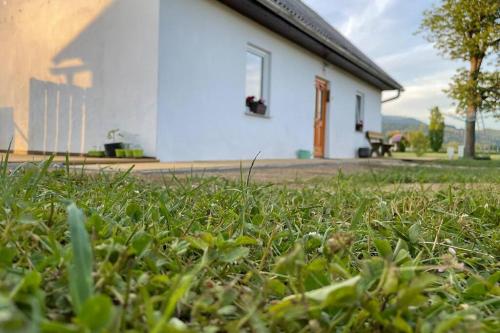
[2,152,417,183]
[69,157,411,174]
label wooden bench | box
[366,131,393,157]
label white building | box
[0,0,402,161]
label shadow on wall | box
[26,0,157,155]
[0,107,14,148]
[28,79,87,154]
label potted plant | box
[104,129,123,157]
[117,143,131,158]
[133,147,144,158]
[355,120,363,132]
[87,146,105,157]
[125,149,134,158]
[115,148,126,158]
[87,149,105,157]
[246,96,267,115]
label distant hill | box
[382,116,427,133]
[382,115,500,147]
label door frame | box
[313,77,330,158]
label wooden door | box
[314,78,329,158]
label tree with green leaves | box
[409,127,429,157]
[428,106,445,152]
[419,0,499,158]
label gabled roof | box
[219,0,403,91]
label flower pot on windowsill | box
[249,102,267,115]
[104,142,123,157]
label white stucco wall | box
[157,0,382,161]
[0,0,159,156]
[1,0,383,160]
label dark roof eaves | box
[255,0,402,90]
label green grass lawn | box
[393,151,500,161]
[392,152,500,170]
[1,157,499,332]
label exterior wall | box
[325,67,383,158]
[157,0,382,161]
[0,0,159,156]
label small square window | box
[355,93,364,131]
[245,45,270,116]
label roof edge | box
[219,0,403,91]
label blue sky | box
[303,0,499,130]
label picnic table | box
[366,131,393,157]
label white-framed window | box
[355,92,364,131]
[245,44,270,116]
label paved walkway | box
[3,153,418,182]
[70,157,411,174]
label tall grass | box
[0,157,498,332]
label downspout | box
[382,89,402,103]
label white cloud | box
[340,0,394,38]
[376,44,435,74]
[375,43,464,84]
[303,0,500,130]
[382,70,463,127]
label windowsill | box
[245,111,271,119]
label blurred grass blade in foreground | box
[66,203,94,314]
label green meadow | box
[1,156,499,332]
